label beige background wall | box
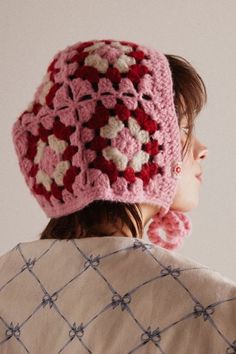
[0,0,235,280]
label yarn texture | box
[147,210,192,250]
[12,39,192,250]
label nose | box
[199,144,208,160]
[194,137,209,160]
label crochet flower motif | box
[83,41,136,74]
[85,102,162,186]
[112,127,141,160]
[35,140,59,173]
[101,118,149,173]
[33,135,70,192]
[20,114,80,203]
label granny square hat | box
[12,39,191,249]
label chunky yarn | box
[147,210,192,250]
[12,38,192,250]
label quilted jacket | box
[0,236,235,354]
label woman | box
[0,39,235,354]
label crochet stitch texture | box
[12,39,182,218]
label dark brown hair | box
[165,54,207,158]
[39,54,207,241]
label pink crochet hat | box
[12,38,192,250]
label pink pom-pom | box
[147,210,192,250]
